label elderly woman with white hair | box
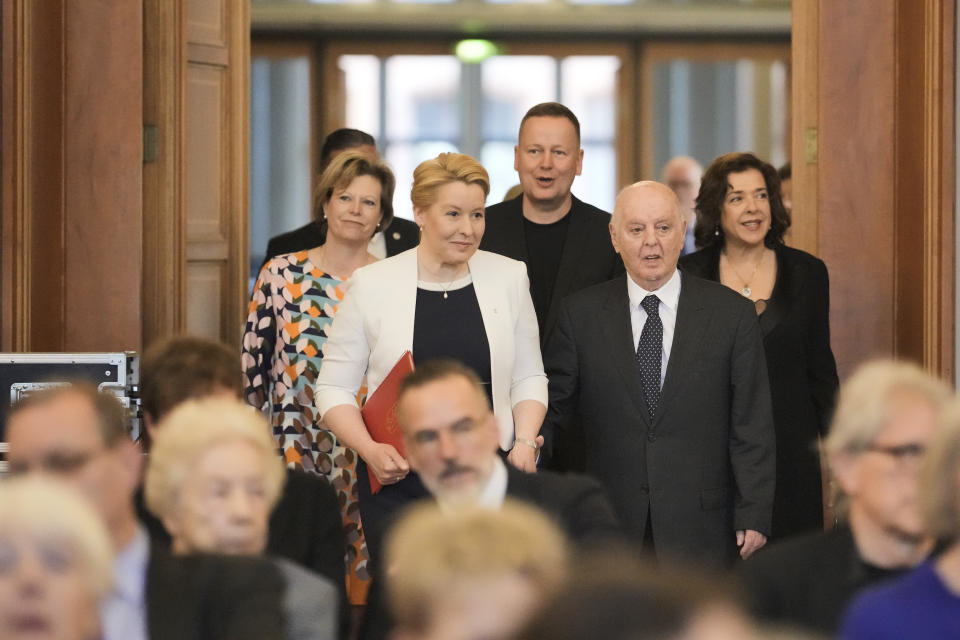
[144,397,339,640]
[0,476,113,640]
[840,395,960,639]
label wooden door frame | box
[638,40,792,183]
[792,0,955,379]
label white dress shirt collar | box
[101,524,149,640]
[437,456,508,512]
[626,268,681,315]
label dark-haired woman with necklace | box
[679,151,838,541]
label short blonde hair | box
[144,397,286,521]
[386,500,568,633]
[921,399,960,543]
[410,152,490,211]
[313,149,396,233]
[825,359,952,515]
[0,476,113,598]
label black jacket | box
[679,244,839,538]
[263,217,419,268]
[542,272,775,567]
[479,195,622,346]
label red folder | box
[361,350,414,494]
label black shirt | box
[412,278,492,407]
[739,526,910,635]
[523,213,571,331]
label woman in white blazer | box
[316,153,547,524]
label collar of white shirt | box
[626,268,682,316]
[101,524,149,640]
[437,456,508,512]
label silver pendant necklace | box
[723,250,765,298]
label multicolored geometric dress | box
[241,250,370,603]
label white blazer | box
[316,248,548,450]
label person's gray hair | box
[921,398,960,544]
[144,397,286,522]
[825,359,952,516]
[0,476,113,598]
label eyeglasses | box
[863,442,927,462]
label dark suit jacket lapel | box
[545,197,593,340]
[654,272,709,428]
[600,276,650,426]
[492,196,529,263]
[758,244,796,337]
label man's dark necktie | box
[636,294,663,417]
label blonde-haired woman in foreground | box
[316,152,547,558]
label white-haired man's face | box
[610,183,687,292]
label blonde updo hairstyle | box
[144,397,286,524]
[410,152,490,212]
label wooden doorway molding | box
[1,0,143,352]
[791,0,955,380]
[637,40,792,183]
[143,0,251,349]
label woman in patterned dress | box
[242,150,396,604]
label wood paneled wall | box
[1,0,142,352]
[791,0,955,381]
[142,0,250,349]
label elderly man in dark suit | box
[5,384,285,640]
[542,180,775,568]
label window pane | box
[385,141,460,221]
[249,55,312,284]
[576,143,616,213]
[481,56,557,141]
[650,56,788,179]
[561,56,619,140]
[341,55,381,140]
[385,56,460,142]
[481,141,520,206]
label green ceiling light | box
[454,39,499,64]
